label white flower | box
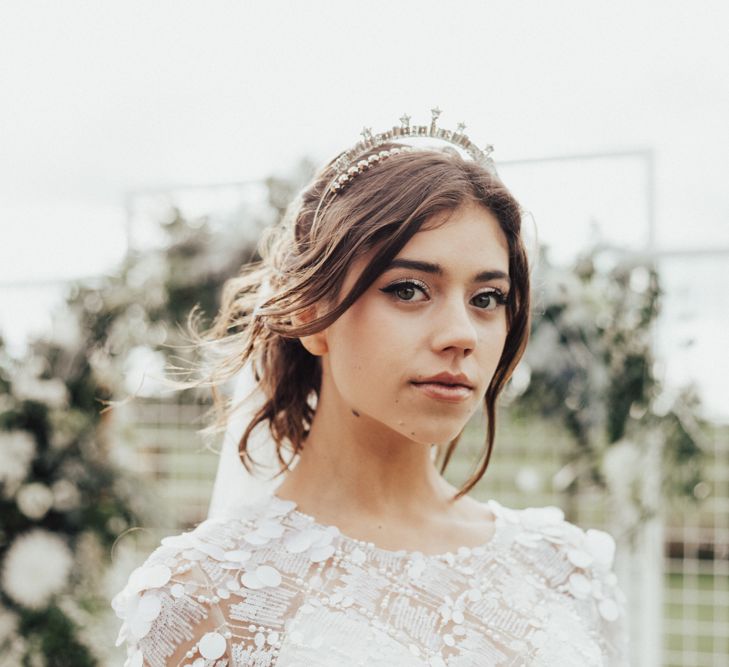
[0,635,28,666]
[0,529,73,609]
[16,483,54,520]
[515,466,542,493]
[27,648,46,667]
[525,323,563,374]
[13,376,69,408]
[48,310,82,349]
[122,346,169,398]
[51,479,81,512]
[0,431,36,495]
[508,362,531,397]
[602,440,640,497]
[0,607,20,642]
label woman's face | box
[318,201,511,446]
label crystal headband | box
[329,107,496,195]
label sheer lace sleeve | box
[568,527,630,665]
[492,503,630,666]
[111,524,233,667]
[111,506,309,667]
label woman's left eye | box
[472,290,508,311]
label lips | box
[411,371,475,389]
[411,381,473,403]
[410,372,476,404]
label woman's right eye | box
[379,280,429,302]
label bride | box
[112,109,628,666]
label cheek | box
[326,311,380,387]
[327,303,410,395]
[492,315,509,347]
[479,317,509,368]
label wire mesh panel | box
[457,410,658,666]
[663,427,729,667]
[120,395,219,528]
[115,397,729,665]
[102,165,728,665]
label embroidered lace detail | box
[112,495,629,666]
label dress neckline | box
[268,492,503,562]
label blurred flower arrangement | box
[0,168,302,664]
[508,246,706,537]
[0,330,155,666]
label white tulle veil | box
[206,278,292,520]
[206,360,288,519]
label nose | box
[430,294,478,355]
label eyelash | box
[379,279,509,310]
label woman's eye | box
[380,280,428,302]
[472,290,507,311]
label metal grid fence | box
[111,397,729,666]
[662,427,729,666]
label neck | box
[274,374,461,523]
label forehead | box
[400,203,509,266]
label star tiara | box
[329,107,496,195]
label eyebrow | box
[384,258,511,286]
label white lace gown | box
[111,494,629,666]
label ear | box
[291,304,329,356]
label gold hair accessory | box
[329,107,496,194]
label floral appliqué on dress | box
[112,495,629,666]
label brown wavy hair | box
[188,142,531,501]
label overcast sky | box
[1,0,727,417]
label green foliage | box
[0,327,153,663]
[0,180,302,663]
[20,605,97,667]
[511,246,706,524]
